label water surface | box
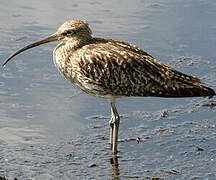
[0,0,216,179]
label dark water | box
[0,0,216,179]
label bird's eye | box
[62,29,74,36]
[67,30,74,35]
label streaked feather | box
[54,37,215,98]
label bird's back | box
[54,37,216,98]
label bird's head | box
[57,20,92,43]
[3,20,91,67]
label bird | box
[3,20,215,155]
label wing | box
[70,38,215,98]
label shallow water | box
[0,0,216,179]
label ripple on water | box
[0,127,45,145]
[1,73,14,79]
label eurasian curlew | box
[3,20,215,155]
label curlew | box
[3,20,215,155]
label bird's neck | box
[64,35,92,50]
[54,37,91,65]
[66,39,86,51]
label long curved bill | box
[3,33,59,67]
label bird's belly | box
[71,79,125,99]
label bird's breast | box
[53,42,77,83]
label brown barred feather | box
[54,35,215,98]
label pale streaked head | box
[57,20,92,42]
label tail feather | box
[157,83,216,98]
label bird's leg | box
[109,112,114,149]
[110,99,120,155]
[110,156,119,177]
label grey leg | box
[109,115,114,149]
[110,99,120,155]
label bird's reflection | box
[110,155,120,179]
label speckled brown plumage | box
[3,20,215,155]
[53,21,215,99]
